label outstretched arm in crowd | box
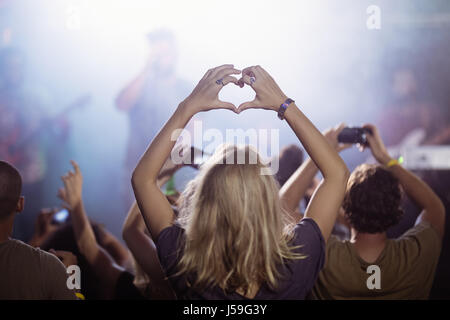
[59,161,124,296]
[363,124,446,240]
[132,64,241,240]
[280,123,351,222]
[237,66,350,242]
[28,208,59,247]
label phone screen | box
[338,127,368,144]
[53,209,69,223]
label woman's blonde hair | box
[176,144,304,295]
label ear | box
[16,196,25,213]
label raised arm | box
[363,124,446,240]
[132,64,240,240]
[237,66,350,241]
[124,158,183,269]
[59,161,97,261]
[279,157,318,221]
[280,123,351,218]
[59,161,123,292]
[28,208,59,247]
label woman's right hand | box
[180,64,241,115]
[236,65,288,113]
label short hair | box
[0,161,22,219]
[275,144,304,187]
[343,164,403,233]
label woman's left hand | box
[180,64,241,114]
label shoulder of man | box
[395,221,442,260]
[6,239,46,260]
[14,240,76,300]
[327,234,351,254]
[9,240,66,278]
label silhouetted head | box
[275,144,304,187]
[0,160,24,221]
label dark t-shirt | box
[156,217,325,300]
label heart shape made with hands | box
[218,81,256,111]
[212,64,286,114]
[192,64,285,114]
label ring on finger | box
[216,79,224,86]
[249,76,256,85]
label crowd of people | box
[0,63,446,300]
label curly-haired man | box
[311,124,445,299]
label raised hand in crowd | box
[59,161,143,299]
[280,123,352,221]
[28,208,60,247]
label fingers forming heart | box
[192,64,284,114]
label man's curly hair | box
[343,164,403,233]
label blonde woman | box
[132,64,350,299]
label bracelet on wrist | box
[385,156,404,168]
[277,98,295,120]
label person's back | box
[312,222,440,299]
[157,216,325,299]
[0,238,75,300]
[311,125,445,300]
[0,160,75,300]
[132,64,350,300]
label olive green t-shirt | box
[311,222,441,299]
[0,239,76,300]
